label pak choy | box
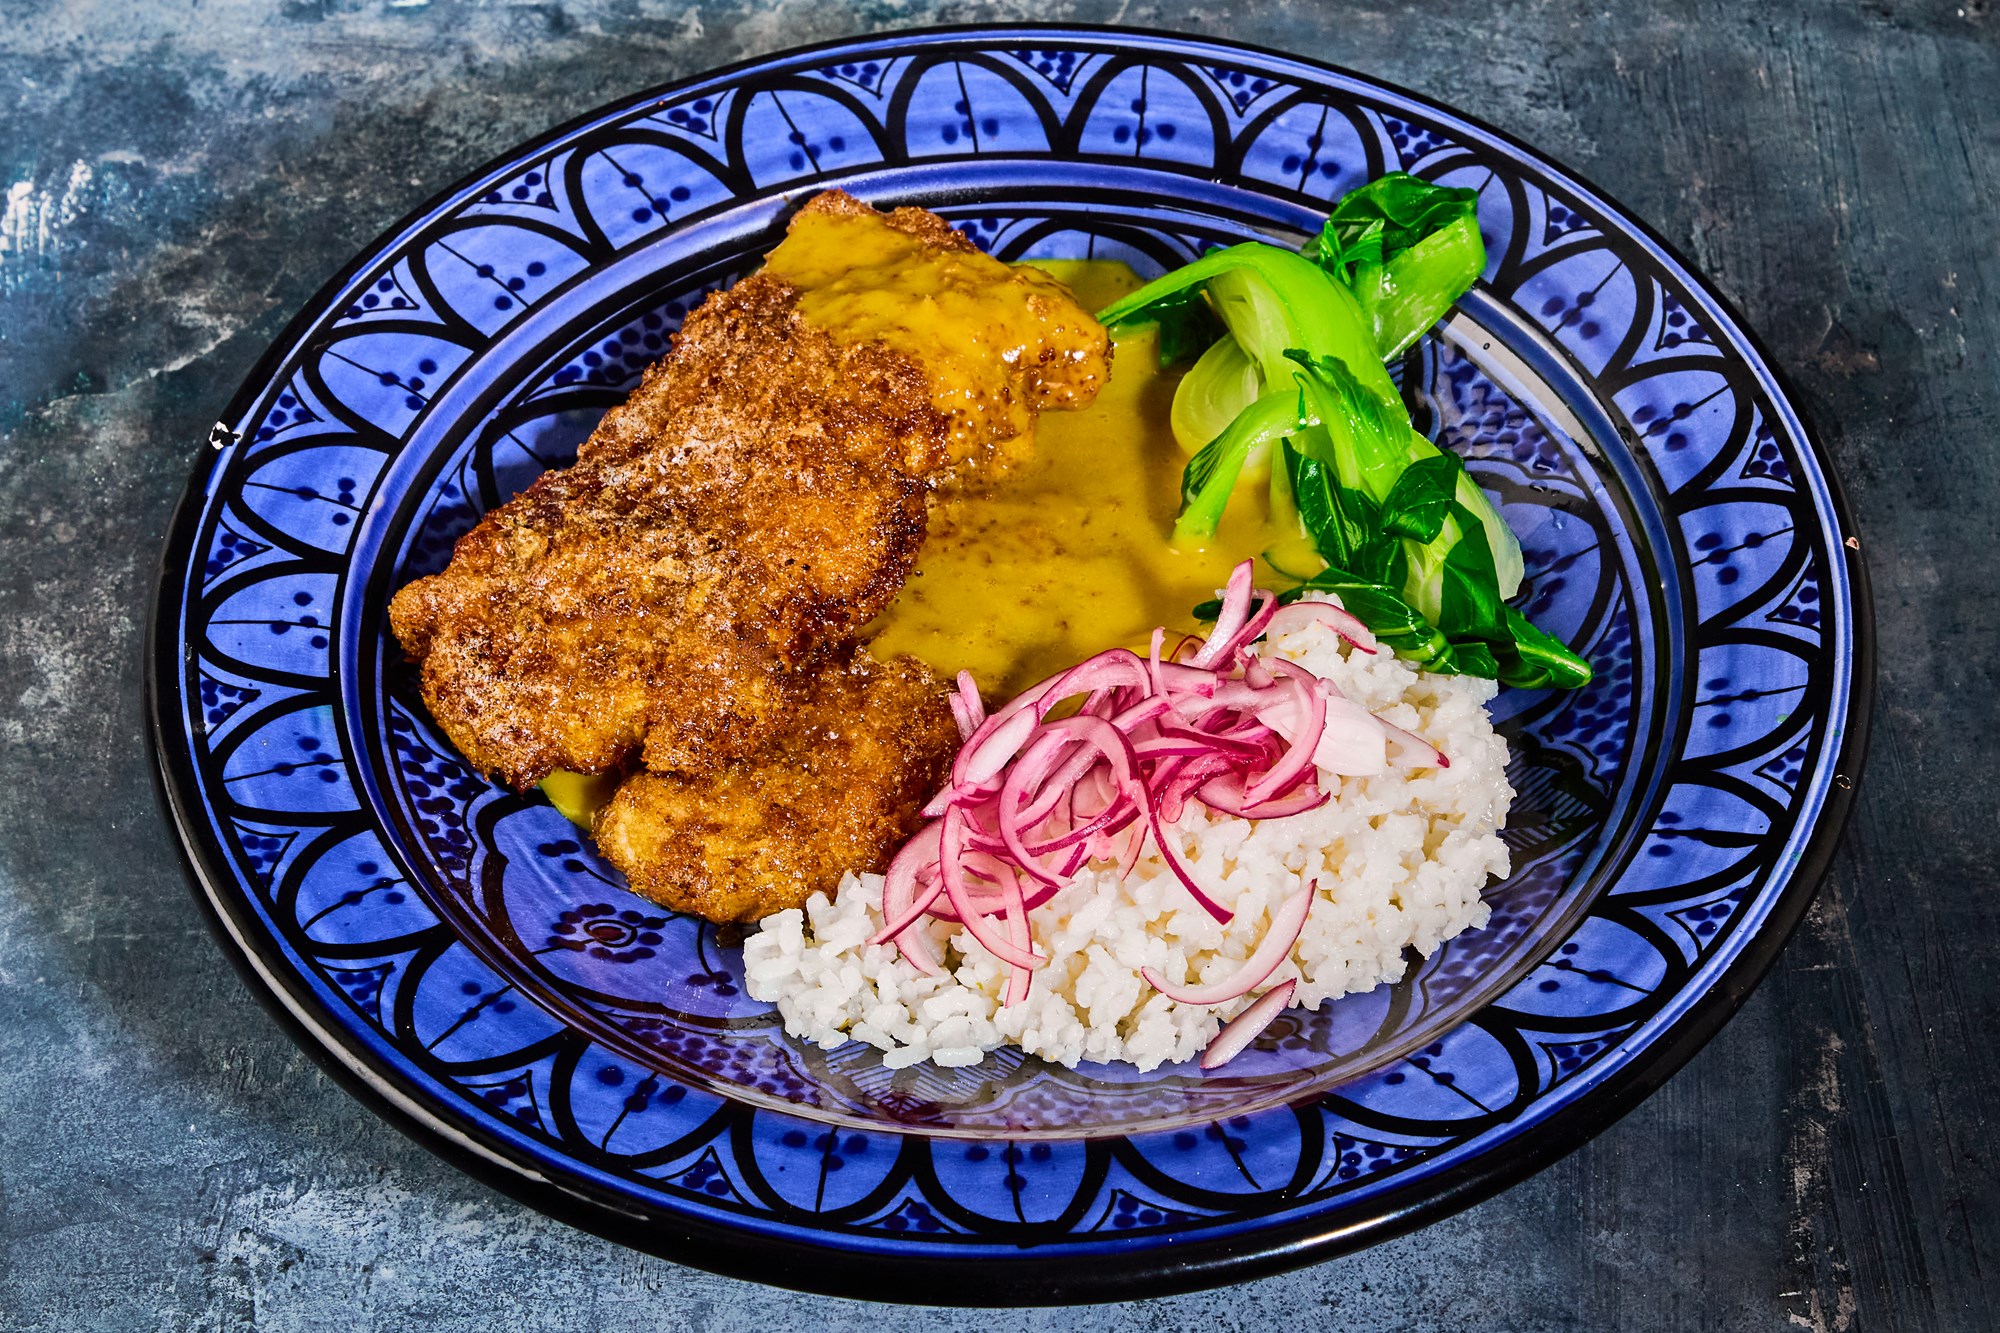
[1096,172,1592,691]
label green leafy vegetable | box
[1306,217,1384,288]
[1198,572,1499,681]
[1279,348,1411,499]
[1377,454,1462,543]
[1281,573,1497,679]
[1098,243,1395,410]
[1303,173,1487,360]
[1173,392,1304,544]
[1285,350,1525,605]
[1306,172,1481,279]
[1141,285,1227,369]
[1347,214,1484,361]
[1492,609,1595,690]
[1095,174,1591,691]
[1434,502,1507,642]
[1283,439,1403,589]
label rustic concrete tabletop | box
[2,1,1991,1328]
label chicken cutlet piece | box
[593,653,960,923]
[388,275,944,788]
[390,191,1108,793]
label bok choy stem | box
[1095,174,1591,690]
[1173,392,1306,544]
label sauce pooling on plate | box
[866,259,1290,697]
[541,768,622,826]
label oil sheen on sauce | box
[762,207,1103,463]
[867,259,1276,699]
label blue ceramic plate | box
[150,26,1871,1303]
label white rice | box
[742,601,1514,1071]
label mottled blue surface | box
[2,1,1992,1329]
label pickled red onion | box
[865,560,1449,1071]
[1140,881,1315,1006]
[1199,979,1298,1071]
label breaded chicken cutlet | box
[594,653,961,923]
[389,191,1110,922]
[388,272,943,788]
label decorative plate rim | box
[146,22,1875,1304]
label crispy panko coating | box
[388,274,945,787]
[592,653,960,922]
[388,190,1109,920]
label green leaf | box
[1284,437,1372,569]
[1306,173,1480,275]
[1272,571,1489,677]
[1280,571,1450,663]
[1378,453,1461,542]
[1434,502,1508,641]
[1307,217,1386,287]
[1144,285,1226,368]
[1288,348,1523,601]
[1283,348,1409,501]
[1280,574,1503,679]
[1348,215,1485,359]
[1442,638,1501,678]
[1305,174,1487,360]
[1454,465,1525,600]
[1493,608,1595,689]
[1202,571,1578,688]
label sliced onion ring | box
[1264,599,1379,654]
[1378,715,1451,769]
[1200,979,1298,1071]
[1140,880,1315,1005]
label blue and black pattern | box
[152,27,1865,1299]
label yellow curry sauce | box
[762,208,1104,463]
[542,768,622,825]
[866,259,1279,697]
[540,258,1285,825]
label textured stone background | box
[2,1,1994,1328]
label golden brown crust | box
[388,191,1108,921]
[765,190,1112,471]
[592,654,960,922]
[792,188,982,253]
[387,272,947,788]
